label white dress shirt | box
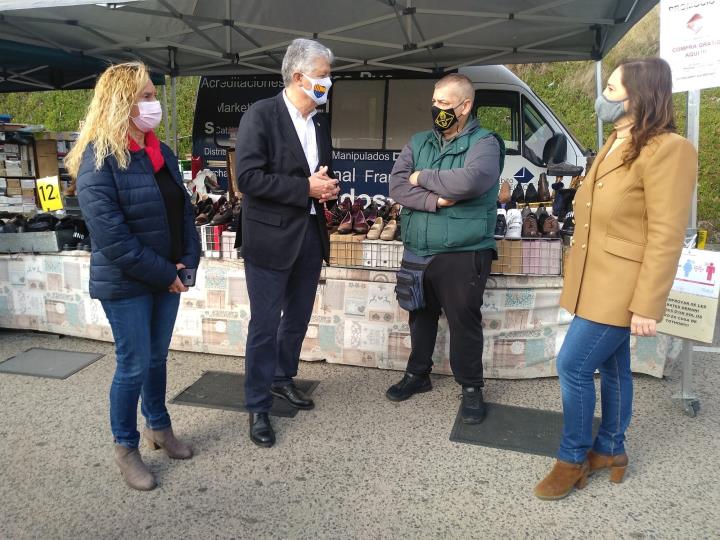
[282,90,318,214]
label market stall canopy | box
[0,0,657,78]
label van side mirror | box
[542,133,567,165]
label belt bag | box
[395,251,434,312]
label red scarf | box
[128,130,165,173]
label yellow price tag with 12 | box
[36,176,64,212]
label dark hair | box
[619,57,676,164]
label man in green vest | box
[387,73,505,424]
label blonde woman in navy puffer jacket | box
[66,62,200,491]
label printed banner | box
[660,0,720,92]
[658,248,720,343]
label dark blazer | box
[77,143,201,300]
[234,92,332,270]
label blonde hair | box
[65,62,151,179]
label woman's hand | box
[170,263,188,293]
[169,276,189,294]
[631,314,657,336]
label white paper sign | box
[671,248,720,298]
[660,1,720,92]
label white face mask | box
[131,100,162,132]
[301,73,332,105]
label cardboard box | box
[492,239,524,274]
[329,232,366,267]
[35,140,59,178]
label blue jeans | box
[557,316,633,464]
[101,291,181,448]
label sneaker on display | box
[506,209,522,240]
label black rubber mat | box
[450,402,601,457]
[169,371,320,418]
[0,348,104,379]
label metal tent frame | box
[0,0,704,415]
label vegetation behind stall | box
[1,7,718,234]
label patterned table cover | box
[0,254,680,378]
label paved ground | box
[0,329,718,539]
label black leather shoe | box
[270,383,315,410]
[249,413,275,447]
[461,386,487,424]
[386,372,432,402]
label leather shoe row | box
[495,205,560,240]
[326,201,401,241]
[500,174,552,206]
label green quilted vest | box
[400,121,505,256]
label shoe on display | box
[494,214,507,239]
[543,215,561,238]
[366,217,385,240]
[498,180,512,204]
[521,213,541,238]
[556,189,577,223]
[536,204,549,230]
[551,182,565,216]
[525,183,539,204]
[561,211,575,236]
[511,182,525,205]
[337,206,354,234]
[521,204,533,219]
[351,202,369,235]
[380,219,397,241]
[537,173,551,202]
[505,209,522,240]
[363,202,379,227]
[210,203,233,225]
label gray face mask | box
[595,94,628,124]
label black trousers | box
[243,217,323,412]
[406,249,493,386]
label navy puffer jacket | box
[76,142,200,300]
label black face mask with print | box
[431,105,459,132]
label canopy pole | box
[595,60,603,149]
[161,79,171,148]
[171,75,178,155]
[674,89,702,418]
[687,89,700,229]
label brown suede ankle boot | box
[114,444,156,491]
[587,450,628,483]
[143,427,193,459]
[534,459,589,500]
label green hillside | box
[1,7,717,230]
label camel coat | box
[560,131,697,327]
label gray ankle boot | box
[143,427,193,459]
[114,444,156,491]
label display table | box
[0,253,681,378]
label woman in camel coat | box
[534,57,697,500]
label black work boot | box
[461,386,487,424]
[386,372,432,402]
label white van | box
[193,65,590,204]
[328,65,588,206]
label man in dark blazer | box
[235,38,339,447]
